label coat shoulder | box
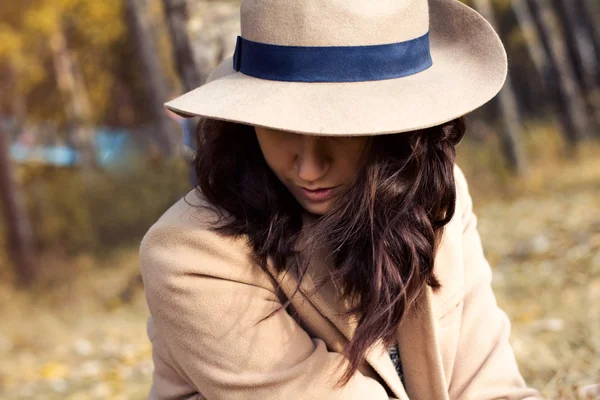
[139,190,276,294]
[144,189,222,233]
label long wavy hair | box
[193,116,466,384]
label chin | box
[301,201,331,216]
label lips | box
[299,186,338,202]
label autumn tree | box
[0,0,105,166]
[0,0,180,155]
[552,0,600,133]
[125,0,180,156]
[470,0,528,174]
[0,1,130,161]
[163,0,201,92]
[0,125,36,286]
[527,0,590,150]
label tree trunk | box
[575,0,600,134]
[125,0,179,156]
[471,0,528,175]
[552,0,600,134]
[511,0,547,82]
[0,126,36,287]
[162,0,201,92]
[49,29,97,168]
[528,0,590,150]
[577,0,600,86]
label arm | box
[140,222,394,400]
[449,166,542,400]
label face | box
[255,126,369,215]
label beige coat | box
[139,165,542,400]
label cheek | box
[256,134,293,174]
[264,150,290,173]
[335,141,367,177]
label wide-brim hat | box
[165,0,507,136]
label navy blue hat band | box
[232,32,433,83]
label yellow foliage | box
[40,362,69,380]
[0,0,155,125]
[72,0,125,45]
[0,23,23,58]
[22,3,61,36]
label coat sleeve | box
[139,222,395,400]
[449,166,543,400]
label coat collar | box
[267,215,449,400]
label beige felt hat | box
[165,0,507,136]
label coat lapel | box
[397,286,450,400]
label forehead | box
[255,126,369,140]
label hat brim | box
[165,0,507,136]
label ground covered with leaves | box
[471,155,600,398]
[0,144,599,399]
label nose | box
[294,135,330,183]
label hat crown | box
[240,0,429,46]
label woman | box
[140,0,542,399]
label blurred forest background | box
[0,0,599,399]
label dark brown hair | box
[193,116,466,383]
